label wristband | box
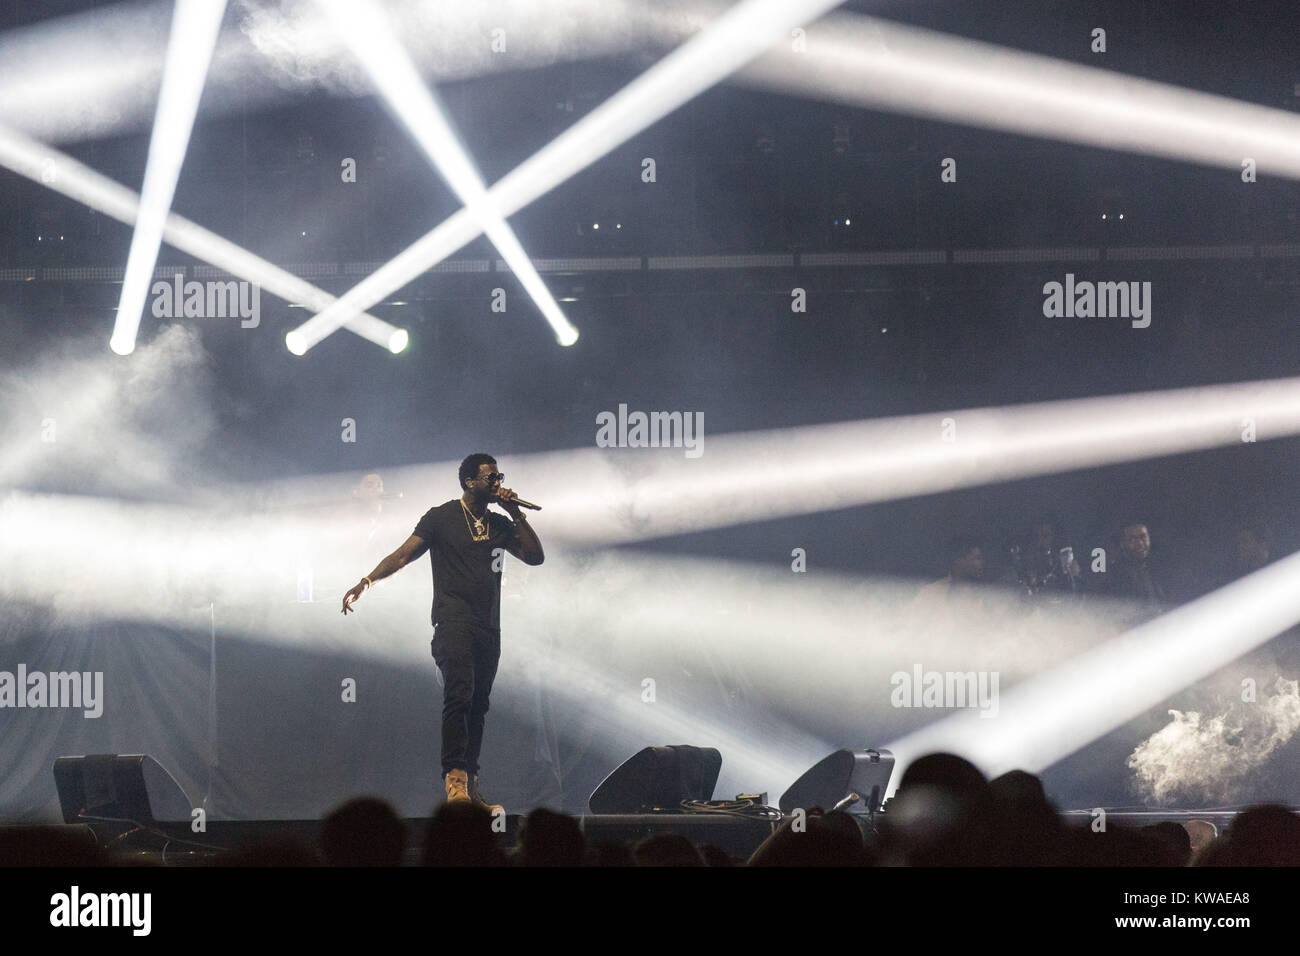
[362,576,373,589]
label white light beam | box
[112,0,228,356]
[511,375,1300,547]
[203,374,1300,549]
[0,0,677,146]
[740,13,1300,179]
[317,0,578,346]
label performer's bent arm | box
[341,534,429,613]
[507,512,545,566]
[497,488,544,566]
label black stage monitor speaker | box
[589,745,722,813]
[53,754,193,825]
[779,749,894,816]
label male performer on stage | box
[342,453,544,811]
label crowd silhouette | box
[3,752,1297,867]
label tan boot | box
[469,774,504,815]
[444,768,470,804]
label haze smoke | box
[1128,677,1300,804]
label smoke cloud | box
[1128,676,1300,804]
[0,323,218,497]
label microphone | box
[499,494,542,511]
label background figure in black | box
[342,453,544,812]
[1223,524,1271,585]
[1007,517,1082,599]
[1100,522,1165,619]
[907,535,988,633]
[919,535,986,595]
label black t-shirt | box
[413,500,519,628]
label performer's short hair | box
[458,452,497,490]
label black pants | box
[430,620,500,778]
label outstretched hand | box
[342,580,367,614]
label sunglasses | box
[475,473,504,484]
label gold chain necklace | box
[460,499,490,541]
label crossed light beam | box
[289,2,1300,353]
[309,0,579,351]
[112,0,227,356]
[0,123,407,352]
[18,1,1298,351]
[288,0,852,352]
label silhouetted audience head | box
[0,825,105,867]
[1142,821,1192,866]
[1194,805,1300,866]
[989,769,1064,865]
[321,796,405,867]
[584,841,634,867]
[10,770,1295,868]
[633,833,704,866]
[1068,823,1184,867]
[902,753,990,804]
[698,843,737,867]
[220,837,321,867]
[747,809,871,866]
[516,807,585,866]
[882,753,996,865]
[422,801,507,867]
